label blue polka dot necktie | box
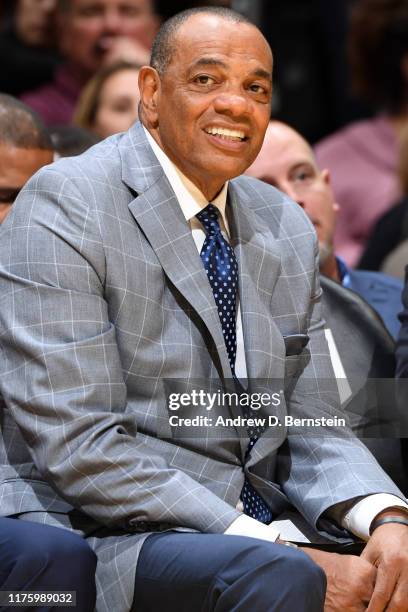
[196,204,272,524]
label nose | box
[102,9,123,34]
[279,182,304,207]
[213,92,251,118]
[41,0,56,12]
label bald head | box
[247,121,339,270]
[247,121,317,187]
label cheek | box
[95,106,112,127]
[71,22,101,46]
[121,20,147,37]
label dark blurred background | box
[155,0,366,144]
[1,0,367,143]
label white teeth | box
[205,127,246,140]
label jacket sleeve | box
[0,165,240,534]
[278,237,404,534]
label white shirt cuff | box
[225,514,280,543]
[342,494,408,541]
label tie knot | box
[196,204,221,237]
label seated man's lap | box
[133,532,326,612]
[0,517,96,611]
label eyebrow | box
[252,68,272,81]
[191,58,228,69]
[190,58,272,81]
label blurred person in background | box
[0,0,61,96]
[359,122,408,279]
[21,0,160,125]
[247,121,408,493]
[74,61,141,138]
[247,121,404,340]
[315,0,408,268]
[0,94,54,225]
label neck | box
[146,125,226,201]
[320,253,341,282]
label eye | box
[295,171,309,181]
[249,83,266,94]
[291,165,315,184]
[193,75,216,86]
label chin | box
[318,243,333,266]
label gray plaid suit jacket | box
[0,122,402,611]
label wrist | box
[369,510,408,536]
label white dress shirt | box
[143,127,408,543]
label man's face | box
[94,67,140,138]
[0,144,53,224]
[246,122,338,261]
[16,0,57,47]
[58,0,157,79]
[140,14,273,199]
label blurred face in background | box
[58,0,158,80]
[0,144,53,224]
[93,67,140,137]
[247,122,339,265]
[15,0,57,47]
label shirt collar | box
[143,126,229,231]
[336,255,352,288]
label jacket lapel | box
[228,181,283,380]
[120,123,232,379]
[228,182,288,461]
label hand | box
[101,37,151,67]
[301,547,376,611]
[362,512,408,612]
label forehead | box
[268,128,314,171]
[171,14,272,72]
[103,68,140,88]
[71,0,152,10]
[247,126,314,179]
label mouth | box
[94,36,117,57]
[204,126,248,143]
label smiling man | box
[1,7,408,612]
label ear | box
[138,67,161,128]
[321,168,331,186]
[321,168,339,213]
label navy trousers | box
[134,532,326,612]
[0,518,96,611]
